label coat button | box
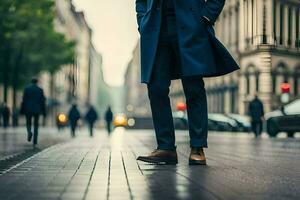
[156,7,160,10]
[190,7,196,12]
[180,26,185,30]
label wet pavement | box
[0,128,299,200]
[0,127,69,158]
[0,127,70,174]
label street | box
[0,128,299,200]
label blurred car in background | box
[265,99,300,137]
[125,112,250,133]
[173,111,188,130]
[208,113,239,132]
[125,116,153,129]
[226,113,251,132]
[56,113,68,129]
[113,114,128,127]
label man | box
[68,103,81,137]
[105,106,113,134]
[84,105,99,137]
[248,95,264,137]
[136,0,239,165]
[21,78,46,146]
[1,102,10,128]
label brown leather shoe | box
[189,147,206,165]
[137,149,178,165]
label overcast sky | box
[73,0,139,87]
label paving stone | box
[0,129,299,199]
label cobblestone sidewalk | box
[0,128,299,200]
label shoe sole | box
[189,159,207,165]
[137,156,178,165]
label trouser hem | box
[157,145,177,151]
[190,141,208,148]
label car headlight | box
[58,114,68,124]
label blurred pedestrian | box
[248,95,265,137]
[0,103,2,127]
[2,102,10,128]
[68,104,81,137]
[105,106,113,134]
[84,105,98,137]
[12,108,19,127]
[20,78,46,146]
[135,0,239,165]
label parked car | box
[208,113,239,132]
[265,99,300,137]
[226,113,251,132]
[173,111,188,130]
[125,116,154,129]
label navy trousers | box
[147,2,208,151]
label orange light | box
[58,114,67,123]
[177,102,187,111]
[113,114,128,127]
[281,83,290,93]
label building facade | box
[42,0,111,122]
[50,0,92,106]
[124,42,151,116]
[205,0,300,114]
[89,44,112,118]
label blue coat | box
[136,0,240,83]
[21,83,46,116]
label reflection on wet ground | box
[0,128,299,200]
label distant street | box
[0,128,299,200]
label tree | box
[0,0,75,110]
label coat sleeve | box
[135,0,147,27]
[201,0,226,24]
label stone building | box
[89,44,112,118]
[51,0,92,105]
[205,0,300,114]
[41,0,110,120]
[124,42,151,116]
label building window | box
[246,74,250,94]
[230,85,238,113]
[296,9,300,48]
[273,0,277,43]
[279,3,284,45]
[256,72,260,92]
[245,65,259,95]
[262,2,267,44]
[288,7,292,46]
[251,0,254,44]
[272,63,290,94]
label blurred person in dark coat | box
[84,105,98,137]
[248,95,265,137]
[135,0,239,165]
[21,78,46,145]
[0,103,2,127]
[105,106,113,134]
[68,104,81,137]
[2,102,10,128]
